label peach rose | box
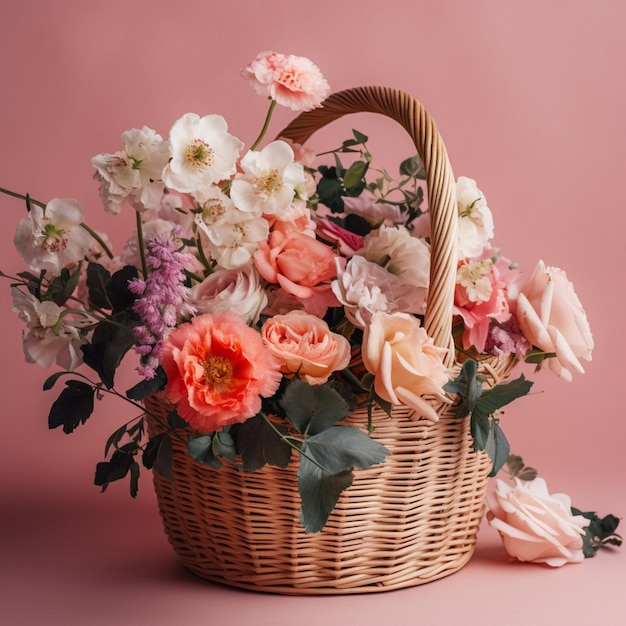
[362,312,449,422]
[487,477,589,566]
[261,310,351,385]
[253,230,338,316]
[515,260,593,381]
[162,311,282,433]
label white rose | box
[487,477,589,567]
[362,225,430,292]
[190,263,268,325]
[332,255,426,328]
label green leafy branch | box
[444,359,533,476]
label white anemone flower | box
[13,198,91,277]
[92,126,169,214]
[196,208,269,270]
[456,176,494,259]
[230,140,306,217]
[11,287,87,370]
[163,113,244,194]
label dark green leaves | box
[126,367,167,400]
[94,442,140,497]
[444,359,533,475]
[142,432,174,481]
[280,379,352,435]
[188,430,237,469]
[298,427,390,532]
[571,508,623,557]
[47,379,95,434]
[232,413,291,472]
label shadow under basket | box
[144,359,514,595]
[144,85,518,594]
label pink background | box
[1,1,624,624]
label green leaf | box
[486,421,511,477]
[48,380,95,434]
[399,154,426,179]
[212,430,237,465]
[232,413,291,472]
[352,129,368,144]
[571,508,623,557]
[475,374,534,416]
[187,434,222,469]
[142,432,174,481]
[167,409,189,429]
[444,358,483,418]
[126,367,167,400]
[46,265,82,306]
[94,442,139,493]
[86,262,112,309]
[129,460,140,498]
[304,426,390,474]
[43,370,71,391]
[316,168,345,213]
[280,380,351,435]
[107,265,139,312]
[81,313,137,388]
[298,460,353,533]
[343,160,369,190]
[469,409,491,451]
[104,424,127,457]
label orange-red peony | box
[162,311,282,433]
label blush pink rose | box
[515,260,593,381]
[161,311,282,433]
[261,310,351,385]
[362,312,449,422]
[253,230,339,316]
[242,51,330,111]
[487,477,589,567]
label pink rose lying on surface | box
[362,312,449,422]
[487,477,589,566]
[162,311,282,433]
[242,51,330,112]
[515,260,593,381]
[262,310,351,385]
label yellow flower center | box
[185,139,215,170]
[41,220,68,253]
[254,169,282,196]
[202,355,233,393]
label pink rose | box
[161,311,282,433]
[253,230,339,316]
[515,260,593,381]
[487,477,589,567]
[362,312,449,422]
[261,310,351,385]
[242,51,330,111]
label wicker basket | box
[145,87,517,594]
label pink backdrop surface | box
[1,1,624,624]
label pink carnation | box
[242,51,330,111]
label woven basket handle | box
[278,86,458,363]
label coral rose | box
[261,310,351,385]
[487,477,589,566]
[362,312,449,422]
[515,260,593,381]
[161,311,282,433]
[253,230,338,316]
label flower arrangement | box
[1,51,620,567]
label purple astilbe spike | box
[131,228,193,379]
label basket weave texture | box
[145,87,517,594]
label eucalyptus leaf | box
[187,434,222,469]
[298,458,353,533]
[280,380,351,435]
